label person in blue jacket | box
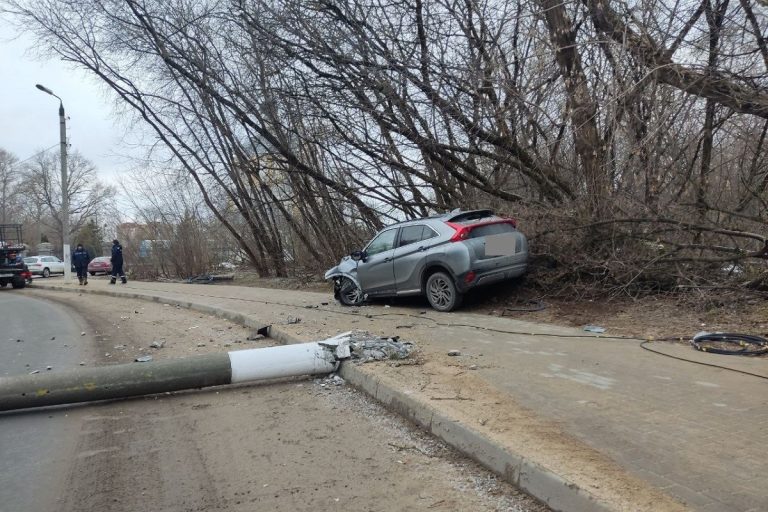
[72,243,90,285]
[110,239,127,285]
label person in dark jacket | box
[110,239,127,284]
[72,243,90,285]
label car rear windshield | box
[469,222,515,238]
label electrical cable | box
[690,332,768,356]
[640,341,768,380]
[131,284,768,380]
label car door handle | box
[384,257,392,262]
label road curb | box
[29,283,685,512]
[335,363,612,512]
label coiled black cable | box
[691,332,768,356]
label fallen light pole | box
[0,332,412,412]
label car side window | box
[399,225,439,247]
[422,226,438,241]
[43,257,53,262]
[366,229,397,256]
[398,226,424,247]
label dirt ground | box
[30,289,548,512]
[221,272,768,341]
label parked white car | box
[23,255,65,278]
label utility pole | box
[36,84,71,282]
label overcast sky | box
[0,21,140,186]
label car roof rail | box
[445,209,495,223]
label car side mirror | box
[350,250,366,262]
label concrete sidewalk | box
[33,279,767,511]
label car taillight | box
[464,271,476,284]
[447,218,518,241]
[21,271,31,279]
[446,222,472,242]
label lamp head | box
[35,83,54,95]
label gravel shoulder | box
[27,288,548,512]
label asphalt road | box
[0,289,546,512]
[0,290,92,512]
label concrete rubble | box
[319,331,414,364]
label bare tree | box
[6,0,768,292]
[21,150,116,246]
[0,148,20,224]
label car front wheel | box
[426,272,462,312]
[42,268,50,278]
[338,277,364,306]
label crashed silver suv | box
[324,209,528,312]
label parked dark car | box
[87,256,112,275]
[0,224,31,289]
[324,209,528,312]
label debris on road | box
[447,350,461,356]
[583,325,606,333]
[285,316,301,325]
[80,332,86,336]
[247,327,268,340]
[150,340,166,349]
[315,374,346,388]
[135,355,153,363]
[329,332,414,363]
[28,370,39,374]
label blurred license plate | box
[485,234,516,256]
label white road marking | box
[545,363,616,390]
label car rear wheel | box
[42,268,50,278]
[426,272,462,312]
[338,278,364,306]
[11,278,26,289]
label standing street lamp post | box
[35,84,71,283]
